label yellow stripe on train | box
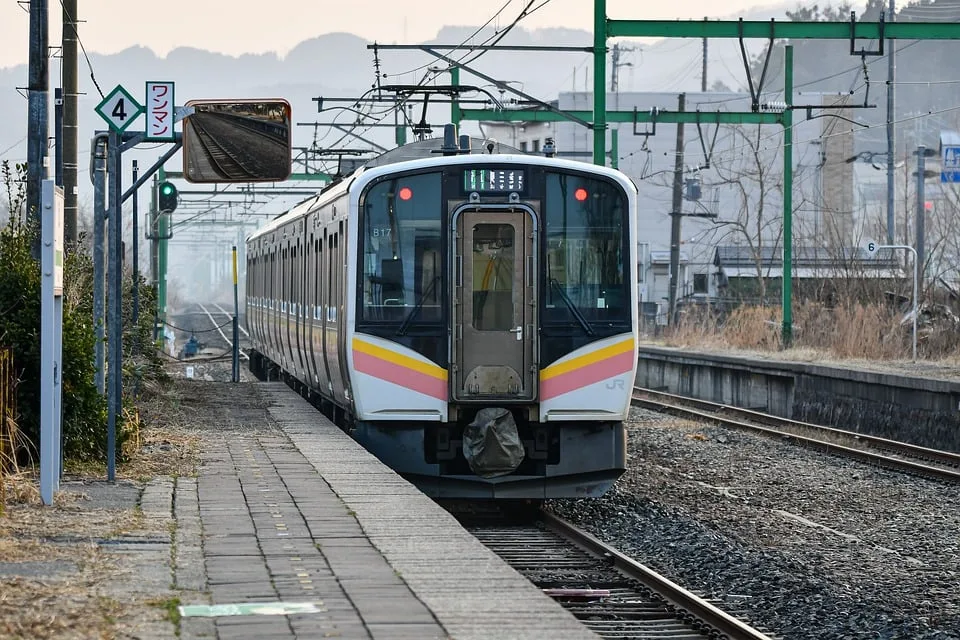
[540,338,635,381]
[351,338,448,381]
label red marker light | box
[574,187,588,202]
[399,187,413,201]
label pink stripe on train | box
[540,350,635,401]
[352,350,447,400]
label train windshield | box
[359,172,442,326]
[544,172,629,327]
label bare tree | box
[704,124,788,302]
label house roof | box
[650,250,689,265]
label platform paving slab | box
[260,382,598,640]
[175,381,597,640]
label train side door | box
[452,206,537,401]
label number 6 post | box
[872,244,919,361]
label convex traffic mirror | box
[181,99,292,183]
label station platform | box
[176,381,597,640]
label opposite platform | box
[176,381,597,640]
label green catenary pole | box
[157,166,169,332]
[593,0,606,165]
[450,66,461,128]
[605,19,960,40]
[458,108,780,125]
[610,128,618,169]
[782,45,794,347]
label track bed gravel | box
[549,407,960,639]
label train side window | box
[316,238,323,321]
[327,234,334,322]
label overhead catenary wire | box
[383,0,519,79]
[622,102,960,172]
[332,0,553,153]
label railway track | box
[461,511,774,640]
[198,302,249,361]
[633,387,960,482]
[212,302,249,338]
[189,116,254,180]
[167,303,248,361]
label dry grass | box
[123,382,201,481]
[0,477,140,640]
[0,376,201,639]
[0,578,123,640]
[665,301,926,362]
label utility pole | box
[916,145,926,287]
[93,137,106,395]
[610,43,634,93]
[610,42,633,171]
[26,0,49,248]
[54,88,63,185]
[701,19,708,92]
[668,93,686,325]
[62,0,79,245]
[886,0,896,245]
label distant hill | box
[4,1,958,208]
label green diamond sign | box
[95,84,143,133]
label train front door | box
[452,206,537,401]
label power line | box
[54,0,104,98]
[344,0,552,151]
[620,102,960,167]
[0,137,27,159]
[383,0,518,79]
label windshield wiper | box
[549,278,594,336]
[396,275,440,336]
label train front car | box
[348,152,638,499]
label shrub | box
[0,161,116,462]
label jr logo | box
[605,379,625,390]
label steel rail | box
[540,511,775,640]
[633,387,960,482]
[199,303,249,361]
[214,302,249,337]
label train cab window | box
[544,172,630,328]
[358,172,442,325]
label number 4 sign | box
[146,81,176,141]
[95,85,143,133]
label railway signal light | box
[158,181,178,213]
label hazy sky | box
[0,0,828,69]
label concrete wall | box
[637,346,960,452]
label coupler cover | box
[462,407,526,478]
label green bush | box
[0,161,113,462]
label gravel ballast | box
[549,407,960,639]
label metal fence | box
[0,347,16,514]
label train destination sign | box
[463,168,526,193]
